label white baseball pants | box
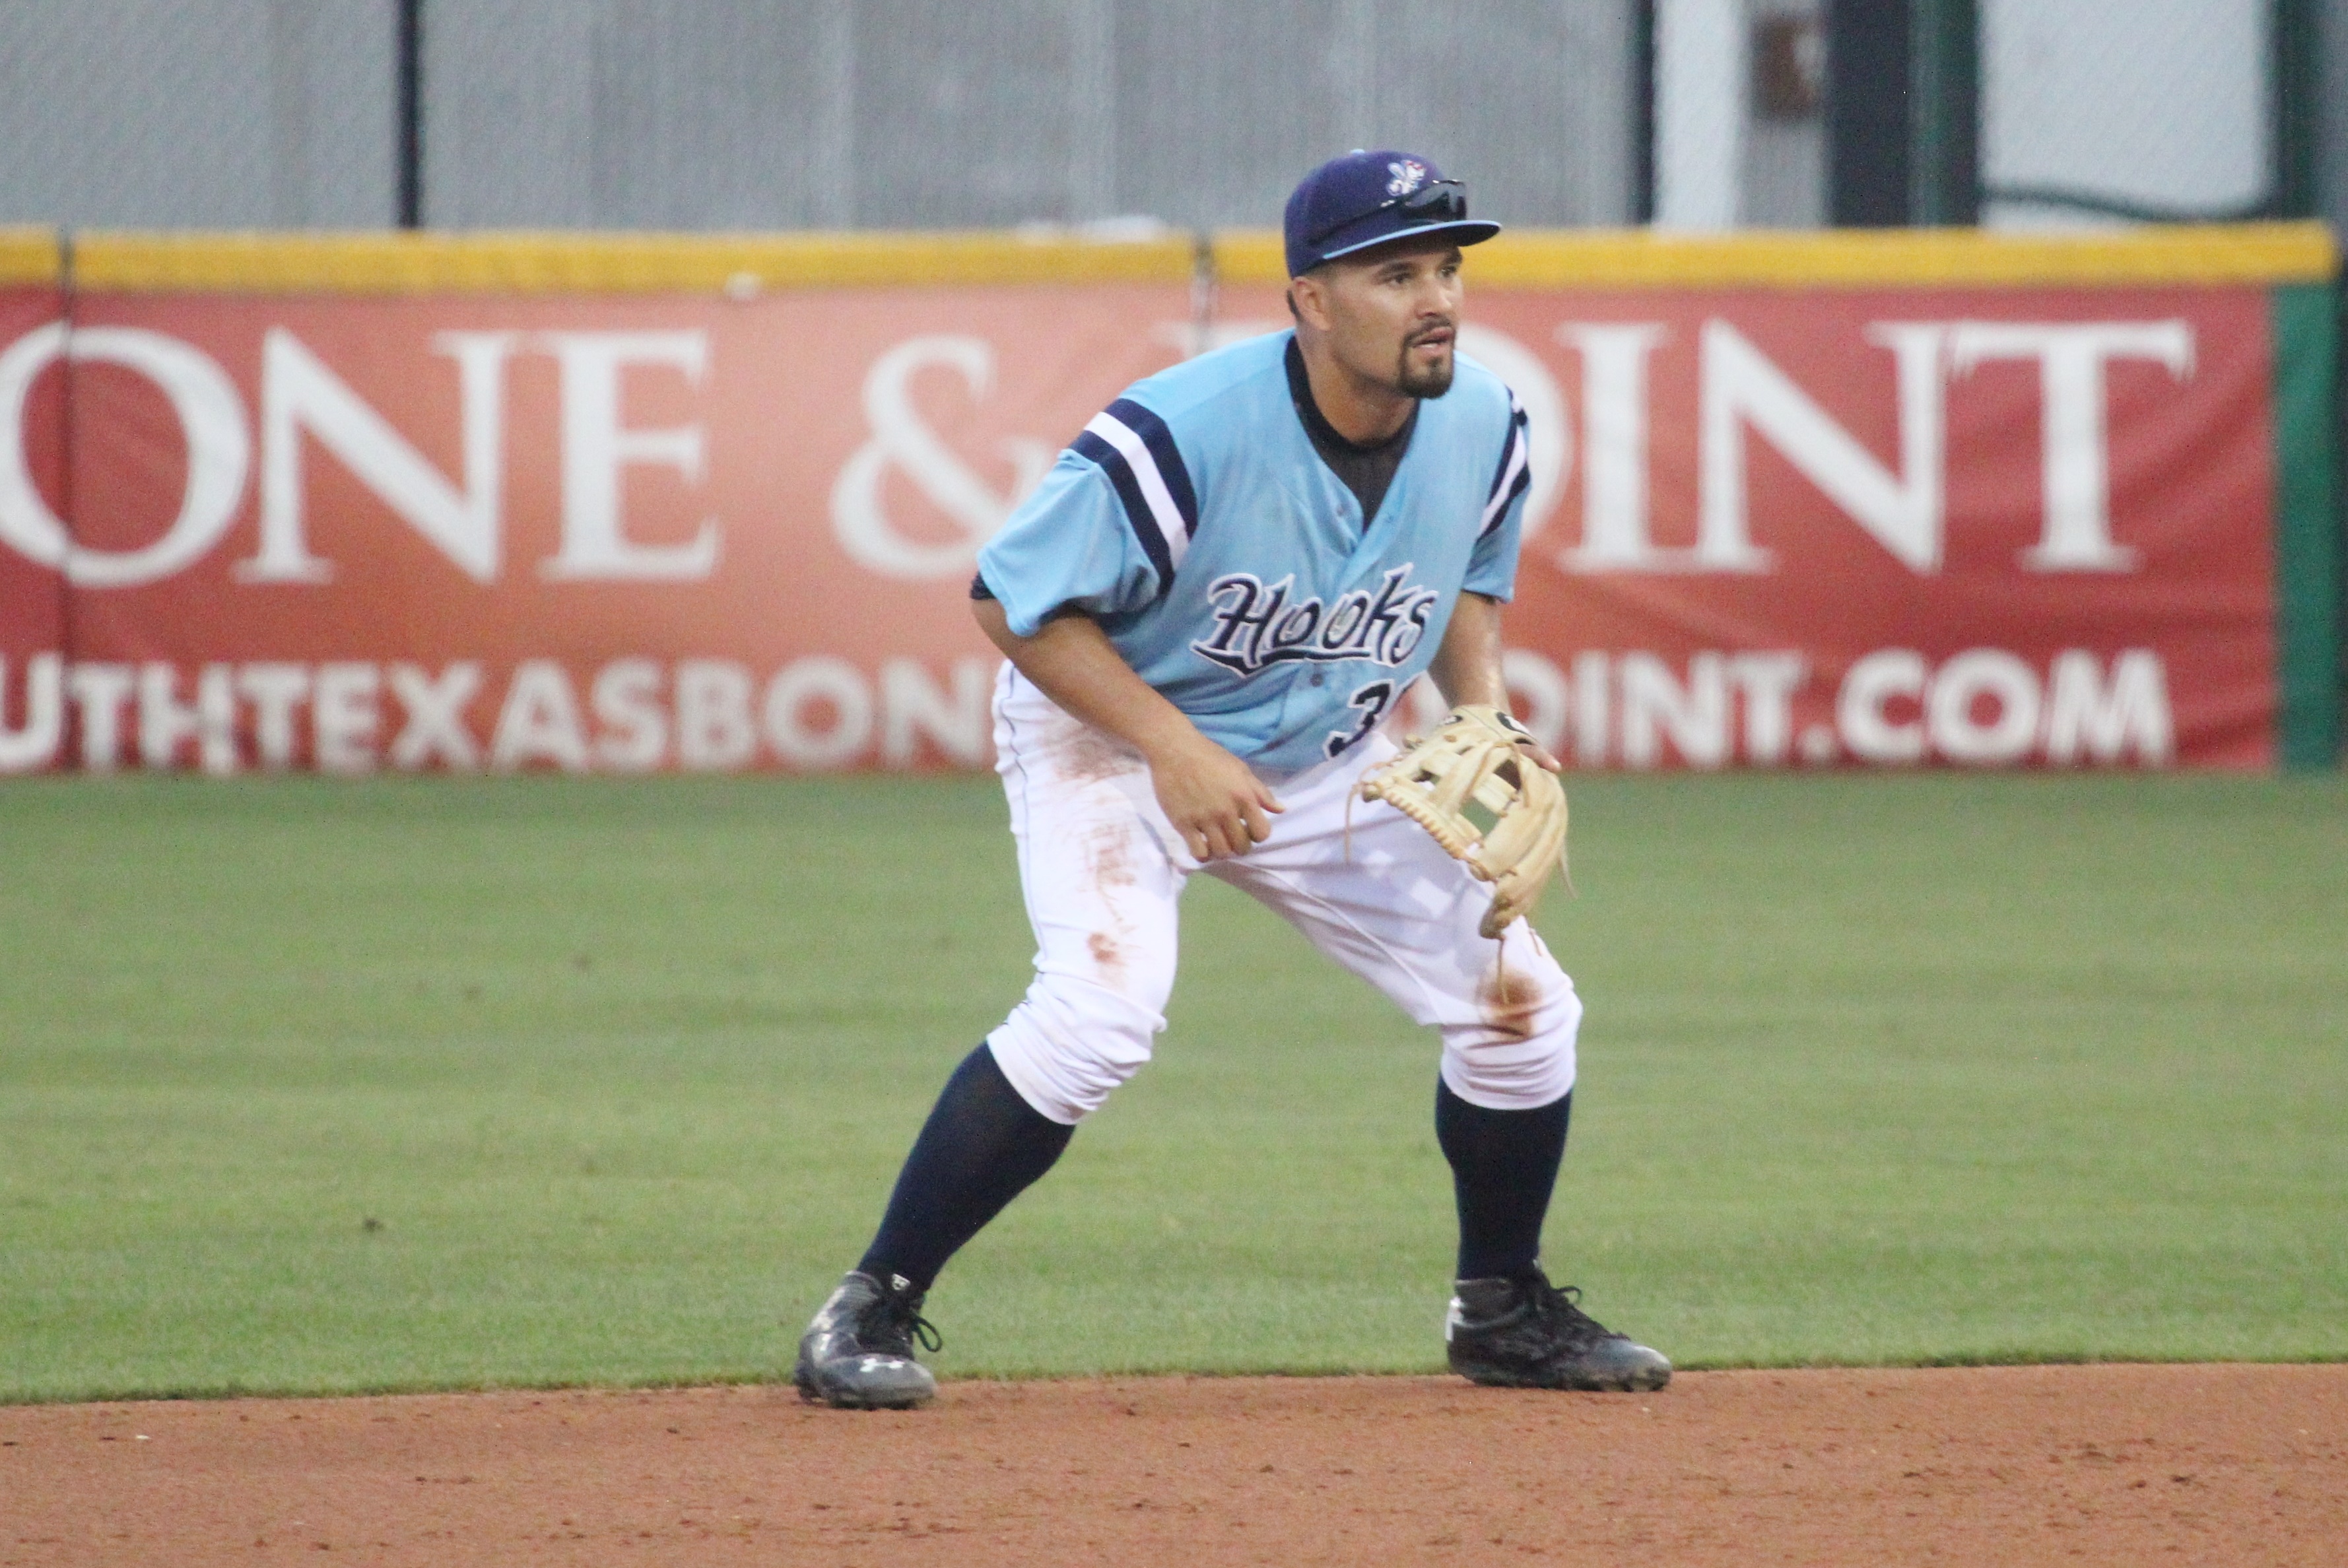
[984,666,1581,1125]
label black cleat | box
[792,1270,942,1410]
[1445,1268,1672,1392]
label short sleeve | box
[976,396,1201,637]
[1464,390,1531,601]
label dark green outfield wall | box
[2272,281,2343,769]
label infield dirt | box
[5,1365,2341,1566]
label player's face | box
[1317,241,1464,399]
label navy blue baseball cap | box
[1283,149,1501,278]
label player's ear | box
[1289,275,1332,332]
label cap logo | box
[1386,159,1428,197]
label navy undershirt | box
[1285,335,1417,527]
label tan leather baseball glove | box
[1359,704,1567,940]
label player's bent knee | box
[1440,980,1581,1110]
[986,973,1166,1125]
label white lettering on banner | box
[675,659,758,770]
[1553,317,2188,575]
[314,663,381,774]
[6,653,2172,773]
[1509,646,2169,768]
[589,659,666,771]
[139,662,237,773]
[0,325,250,587]
[0,315,2194,587]
[1928,648,2042,764]
[539,333,720,581]
[66,663,135,771]
[0,325,70,574]
[2044,649,2173,764]
[19,656,993,773]
[1571,651,1611,766]
[1557,323,1669,570]
[490,660,589,771]
[1726,651,1807,765]
[1947,321,2193,571]
[238,664,310,769]
[764,657,874,767]
[387,661,483,769]
[1701,321,1950,572]
[1838,649,1930,763]
[880,657,991,766]
[246,330,518,584]
[830,336,1053,579]
[0,653,63,771]
[1621,651,1732,768]
[1410,649,1799,768]
[1834,646,2172,766]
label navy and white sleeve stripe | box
[1479,391,1531,539]
[1069,397,1199,591]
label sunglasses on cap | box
[1306,179,1469,247]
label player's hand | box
[1144,731,1284,861]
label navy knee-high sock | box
[857,1044,1073,1291]
[1434,1078,1572,1281]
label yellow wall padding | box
[0,228,63,287]
[55,222,2339,295]
[1213,222,2339,288]
[69,229,1200,294]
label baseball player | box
[794,150,1669,1408]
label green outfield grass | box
[1,771,2343,1402]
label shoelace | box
[1527,1278,1614,1350]
[865,1293,944,1356]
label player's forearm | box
[972,597,1208,762]
[1428,591,1508,708]
[974,596,1281,858]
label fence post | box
[397,0,425,230]
[2271,0,2319,218]
[1909,0,1980,225]
[1825,0,1909,225]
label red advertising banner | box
[0,226,2333,774]
[15,278,1192,774]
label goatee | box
[1397,344,1455,399]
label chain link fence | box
[1646,0,2330,231]
[0,0,1640,234]
[1980,0,2277,226]
[0,0,394,229]
[2,1,2338,236]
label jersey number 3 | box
[1325,680,1395,760]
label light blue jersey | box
[976,330,1532,773]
